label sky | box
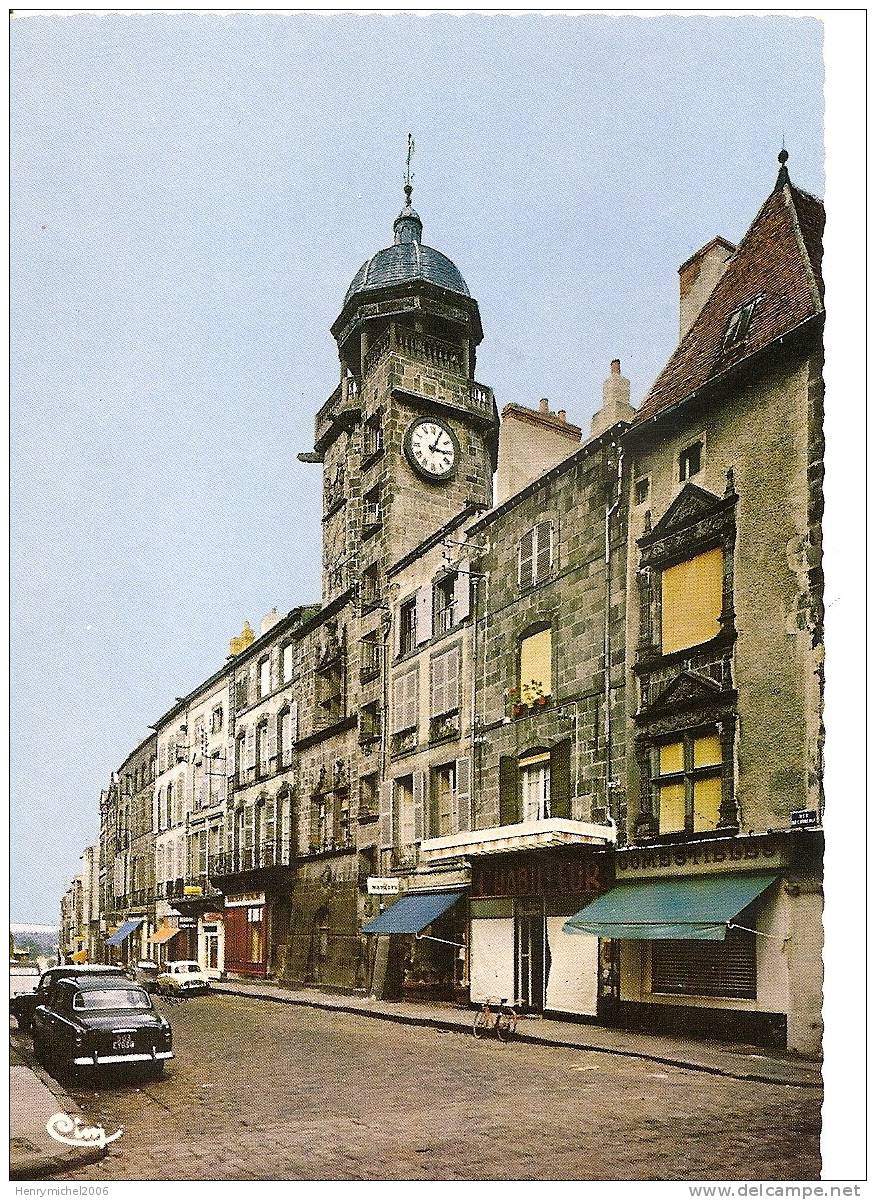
[10,12,825,924]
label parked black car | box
[10,964,128,1032]
[32,976,174,1081]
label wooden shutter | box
[455,756,471,832]
[427,770,439,839]
[446,646,460,712]
[379,780,393,848]
[245,724,256,770]
[499,755,522,825]
[518,529,534,589]
[535,521,553,582]
[430,653,444,716]
[265,716,276,767]
[550,738,572,818]
[413,771,425,842]
[392,674,405,732]
[454,562,471,621]
[394,607,403,658]
[290,700,299,744]
[416,586,432,645]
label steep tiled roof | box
[633,180,824,427]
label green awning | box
[563,871,779,941]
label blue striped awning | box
[362,890,464,935]
[563,872,778,942]
[105,917,145,947]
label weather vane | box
[405,133,415,190]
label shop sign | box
[367,877,401,895]
[471,850,607,900]
[184,885,203,896]
[616,835,792,878]
[177,916,196,929]
[204,912,223,921]
[225,892,266,907]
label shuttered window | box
[518,521,553,589]
[392,668,419,733]
[661,546,724,653]
[651,931,756,1000]
[431,646,460,716]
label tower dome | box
[343,183,471,307]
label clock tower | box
[305,179,498,608]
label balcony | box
[207,846,297,890]
[419,818,616,865]
[429,711,460,743]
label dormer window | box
[723,297,760,350]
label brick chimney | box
[678,236,736,340]
[590,360,635,439]
[495,400,582,505]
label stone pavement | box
[40,991,820,1180]
[212,978,822,1088]
[10,1039,108,1179]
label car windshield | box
[73,988,152,1011]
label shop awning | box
[563,872,779,942]
[362,890,464,935]
[105,917,145,947]
[148,923,181,945]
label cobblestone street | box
[22,992,821,1181]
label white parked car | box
[156,960,211,996]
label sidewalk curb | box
[10,1041,109,1180]
[211,984,822,1089]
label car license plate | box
[112,1033,135,1051]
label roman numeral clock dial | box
[404,417,459,481]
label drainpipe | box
[604,443,624,823]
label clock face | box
[404,418,458,481]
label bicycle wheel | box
[495,1008,518,1042]
[472,1008,490,1038]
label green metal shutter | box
[550,738,572,818]
[499,755,522,825]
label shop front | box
[468,847,612,1018]
[362,885,468,1003]
[223,891,269,978]
[564,831,823,1054]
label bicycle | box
[472,997,519,1042]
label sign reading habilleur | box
[367,877,400,895]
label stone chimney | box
[495,400,582,506]
[590,360,635,439]
[260,607,281,636]
[678,236,736,340]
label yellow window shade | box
[661,547,724,654]
[694,734,722,768]
[71,950,89,964]
[659,741,684,775]
[658,782,686,834]
[693,776,722,832]
[520,630,552,702]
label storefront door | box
[515,899,547,1012]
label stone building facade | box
[68,155,825,1056]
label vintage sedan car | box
[156,960,211,995]
[11,964,127,1032]
[32,976,173,1080]
[128,959,161,993]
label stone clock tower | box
[302,182,498,607]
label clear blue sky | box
[10,12,824,923]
